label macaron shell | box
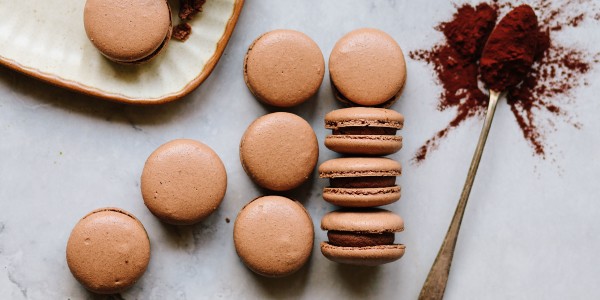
[325,134,403,156]
[329,28,407,107]
[240,112,319,191]
[233,196,314,277]
[126,26,172,64]
[244,30,325,107]
[141,139,227,225]
[84,0,172,63]
[322,186,401,207]
[320,242,405,266]
[319,157,402,178]
[321,208,404,233]
[66,208,150,294]
[325,107,405,129]
[331,78,405,108]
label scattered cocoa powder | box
[410,0,598,163]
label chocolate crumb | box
[225,217,230,223]
[193,0,207,12]
[176,0,206,43]
[179,0,206,20]
[179,1,195,20]
[173,23,192,42]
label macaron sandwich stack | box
[319,28,407,266]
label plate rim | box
[0,0,245,105]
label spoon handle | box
[418,90,501,300]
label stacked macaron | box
[319,28,407,266]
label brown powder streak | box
[411,0,598,164]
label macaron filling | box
[327,231,395,247]
[332,127,397,135]
[330,176,396,188]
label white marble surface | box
[1,0,600,299]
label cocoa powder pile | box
[480,5,540,91]
[410,0,598,163]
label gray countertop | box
[1,0,600,299]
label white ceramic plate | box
[0,0,244,104]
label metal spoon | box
[418,90,501,300]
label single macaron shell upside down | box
[83,0,172,64]
[325,107,404,156]
[329,28,407,107]
[319,157,402,207]
[244,29,325,107]
[234,196,314,277]
[321,208,405,266]
[141,139,227,225]
[240,112,319,191]
[66,208,151,294]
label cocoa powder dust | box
[410,0,598,163]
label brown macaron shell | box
[321,209,404,233]
[244,30,325,107]
[141,139,227,225]
[84,0,172,64]
[320,242,406,266]
[319,157,401,207]
[66,208,151,294]
[233,196,314,277]
[325,107,405,155]
[320,209,405,266]
[240,112,319,191]
[329,28,407,107]
[321,186,401,208]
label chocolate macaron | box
[66,208,150,294]
[244,30,325,107]
[321,208,405,266]
[329,28,407,107]
[325,107,404,155]
[84,0,172,64]
[141,139,227,225]
[234,196,314,277]
[240,112,319,191]
[319,157,401,207]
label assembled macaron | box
[321,208,405,266]
[319,157,402,207]
[83,0,172,64]
[141,139,227,225]
[240,112,319,191]
[234,196,314,277]
[244,30,325,107]
[66,208,151,294]
[329,28,407,107]
[325,107,404,155]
